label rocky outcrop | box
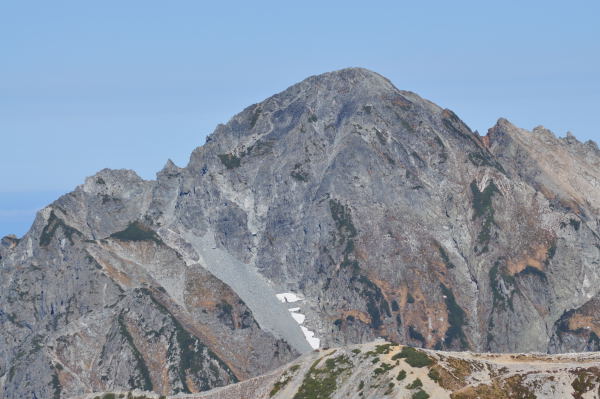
[2,67,600,398]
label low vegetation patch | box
[412,390,430,399]
[329,199,357,239]
[270,374,293,397]
[271,363,303,395]
[384,382,394,395]
[440,284,468,349]
[428,367,440,382]
[467,152,505,173]
[396,370,407,381]
[570,218,581,231]
[218,153,242,169]
[406,378,423,389]
[373,362,394,376]
[291,162,309,182]
[293,355,353,399]
[450,374,535,399]
[470,180,499,250]
[571,368,600,399]
[110,221,162,244]
[374,343,392,354]
[40,211,81,247]
[392,346,433,368]
[291,168,309,182]
[51,372,61,399]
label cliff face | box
[1,68,600,398]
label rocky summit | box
[1,67,600,398]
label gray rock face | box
[2,67,600,398]
[0,173,298,398]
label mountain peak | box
[4,68,600,399]
[187,67,412,168]
[295,67,399,100]
[305,67,394,86]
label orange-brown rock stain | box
[506,244,549,275]
[568,314,600,337]
[339,309,372,325]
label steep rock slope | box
[0,172,299,398]
[1,68,600,398]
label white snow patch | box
[277,293,320,349]
[290,311,306,324]
[301,326,320,349]
[276,292,303,303]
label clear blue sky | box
[1,0,599,237]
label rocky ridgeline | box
[73,341,600,399]
[1,68,600,398]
